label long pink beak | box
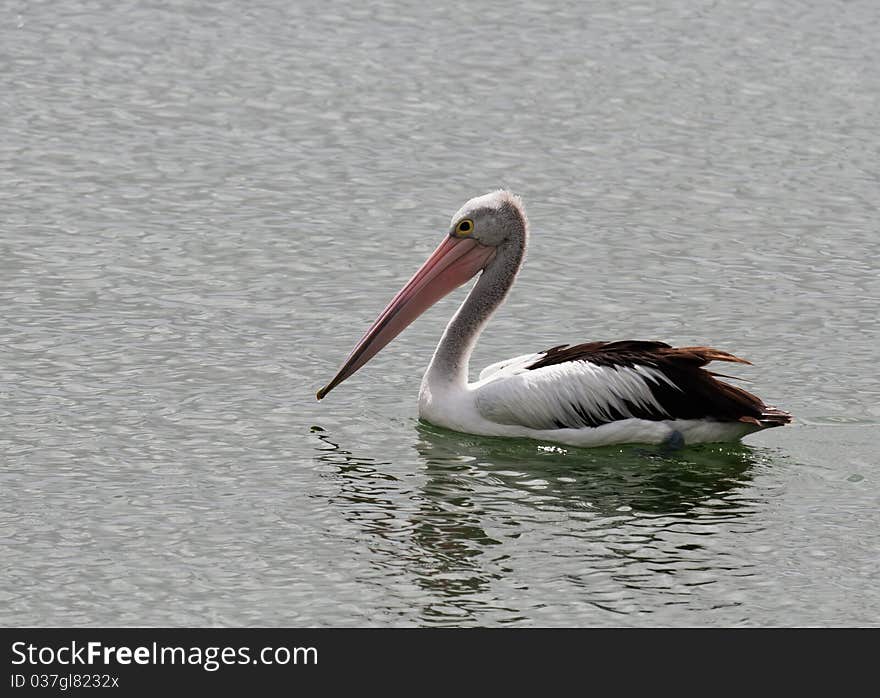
[316,235,496,400]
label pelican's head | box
[316,190,527,400]
[448,190,528,248]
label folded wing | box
[474,340,791,430]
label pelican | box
[317,191,791,447]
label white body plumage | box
[419,353,759,447]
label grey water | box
[2,0,879,626]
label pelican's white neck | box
[421,234,526,394]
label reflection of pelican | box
[415,423,756,517]
[413,425,765,619]
[312,425,766,623]
[318,191,791,447]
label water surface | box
[2,0,879,626]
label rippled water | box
[3,0,879,626]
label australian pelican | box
[317,191,791,447]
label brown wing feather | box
[526,340,791,428]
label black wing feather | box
[526,340,791,428]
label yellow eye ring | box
[454,218,474,236]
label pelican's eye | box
[454,219,474,236]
